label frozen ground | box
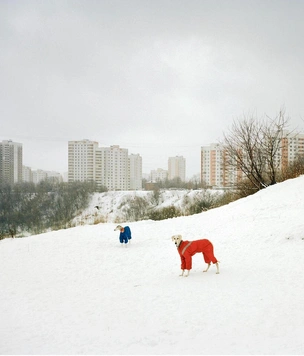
[1,176,304,355]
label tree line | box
[0,181,100,239]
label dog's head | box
[114,225,123,231]
[171,234,183,248]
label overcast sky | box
[1,0,304,179]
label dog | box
[172,234,219,277]
[114,225,132,246]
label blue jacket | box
[119,226,132,244]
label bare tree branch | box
[222,109,290,189]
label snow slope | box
[72,188,222,225]
[1,176,304,355]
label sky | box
[1,175,304,354]
[1,0,304,179]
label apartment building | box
[129,153,142,190]
[150,168,168,182]
[201,132,304,188]
[22,166,33,182]
[280,132,304,170]
[68,141,142,190]
[22,166,63,184]
[0,140,23,184]
[100,145,129,190]
[33,170,63,184]
[68,139,101,185]
[168,156,186,181]
[201,143,226,187]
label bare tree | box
[260,109,290,185]
[222,109,289,190]
[188,173,202,189]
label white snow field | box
[1,176,304,355]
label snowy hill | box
[72,188,222,225]
[1,176,304,355]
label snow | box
[72,188,222,225]
[1,176,304,355]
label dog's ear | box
[177,234,182,240]
[171,235,177,241]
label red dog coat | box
[177,239,218,270]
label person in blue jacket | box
[114,225,132,245]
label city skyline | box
[2,130,304,188]
[18,139,189,177]
[1,138,189,183]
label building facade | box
[168,156,186,181]
[201,132,304,188]
[279,132,304,171]
[100,145,129,190]
[150,168,168,182]
[68,141,142,190]
[22,166,33,183]
[68,139,101,185]
[201,144,225,188]
[0,140,23,185]
[129,153,142,190]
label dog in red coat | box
[172,234,219,277]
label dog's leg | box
[183,270,190,277]
[215,262,220,274]
[179,270,185,277]
[203,263,211,272]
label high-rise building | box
[100,145,129,190]
[201,132,304,188]
[129,153,142,190]
[68,139,101,185]
[201,143,229,188]
[0,140,23,184]
[68,141,142,190]
[168,156,186,181]
[279,132,304,171]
